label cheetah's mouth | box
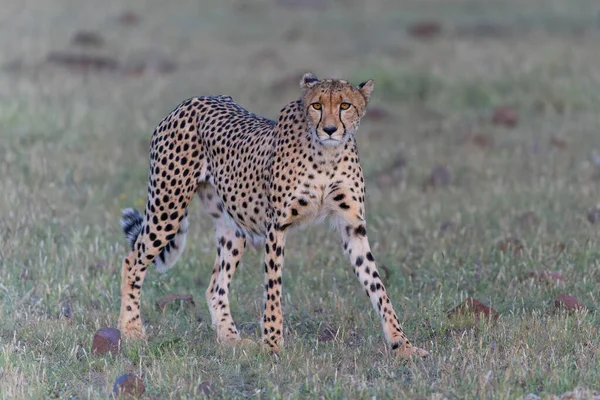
[319,137,340,146]
[317,132,346,147]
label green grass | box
[1,0,600,398]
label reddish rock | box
[113,374,145,397]
[555,294,586,312]
[92,328,121,356]
[491,107,518,128]
[118,11,141,26]
[156,293,195,310]
[447,298,499,321]
[525,270,564,284]
[408,21,442,39]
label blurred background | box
[2,0,600,398]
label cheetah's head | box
[300,73,374,147]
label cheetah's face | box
[300,73,374,147]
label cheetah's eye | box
[340,102,351,110]
[311,103,322,110]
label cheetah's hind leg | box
[198,184,247,345]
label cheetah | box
[118,73,429,359]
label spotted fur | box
[117,73,428,359]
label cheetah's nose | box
[323,126,337,136]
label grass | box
[1,0,600,398]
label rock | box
[408,21,442,39]
[550,137,568,149]
[118,11,141,26]
[60,302,73,320]
[587,207,600,224]
[491,107,518,128]
[71,31,104,48]
[447,298,499,321]
[198,382,213,396]
[554,294,586,312]
[113,374,145,397]
[92,328,121,356]
[46,52,119,72]
[317,324,337,343]
[439,220,458,235]
[423,165,451,190]
[156,293,195,310]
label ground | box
[1,0,599,398]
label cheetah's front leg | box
[339,221,429,360]
[261,225,287,352]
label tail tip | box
[120,208,144,249]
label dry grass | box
[1,0,600,398]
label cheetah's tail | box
[120,208,188,274]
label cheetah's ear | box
[357,79,375,102]
[300,73,319,90]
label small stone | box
[491,107,518,128]
[587,206,600,224]
[423,165,451,190]
[554,294,586,312]
[92,328,121,356]
[71,31,104,48]
[46,52,119,72]
[408,21,442,39]
[550,137,567,149]
[113,374,145,397]
[198,382,213,396]
[317,324,337,343]
[118,11,141,26]
[60,302,73,320]
[447,298,499,321]
[439,220,458,235]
